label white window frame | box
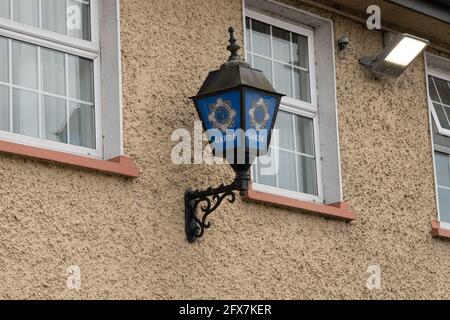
[0,0,123,160]
[426,53,450,229]
[428,68,450,138]
[433,148,450,230]
[245,9,324,203]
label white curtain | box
[0,85,8,131]
[41,48,65,96]
[7,0,91,41]
[0,0,10,19]
[12,88,38,138]
[1,1,95,147]
[41,0,66,35]
[0,37,7,82]
[69,102,95,148]
[43,95,67,143]
[13,0,39,27]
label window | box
[0,0,123,161]
[244,0,343,207]
[434,152,450,226]
[429,73,450,137]
[245,10,323,202]
[245,16,311,102]
[428,54,450,229]
[0,0,101,157]
[0,0,92,40]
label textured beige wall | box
[0,0,447,299]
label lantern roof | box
[194,27,281,98]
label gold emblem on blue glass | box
[249,98,270,130]
[208,98,236,133]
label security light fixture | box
[337,37,350,52]
[359,33,429,78]
[185,27,283,243]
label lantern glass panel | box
[244,88,278,155]
[195,90,241,155]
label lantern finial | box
[226,27,241,62]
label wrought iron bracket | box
[185,171,249,243]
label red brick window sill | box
[0,140,139,178]
[432,220,450,240]
[243,183,355,221]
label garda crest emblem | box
[208,98,236,132]
[249,98,270,130]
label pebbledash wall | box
[0,0,448,299]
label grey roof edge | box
[388,0,450,23]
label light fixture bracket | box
[185,171,249,243]
[359,33,429,78]
[359,56,377,67]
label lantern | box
[185,27,283,243]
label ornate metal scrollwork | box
[185,187,236,242]
[185,172,249,243]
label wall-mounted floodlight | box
[359,33,429,78]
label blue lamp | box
[186,27,283,243]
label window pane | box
[434,103,450,129]
[298,155,317,195]
[245,17,312,105]
[8,0,91,41]
[438,187,450,224]
[253,55,272,85]
[13,0,39,27]
[434,77,450,105]
[41,48,65,96]
[42,95,67,143]
[256,148,277,187]
[12,88,38,138]
[67,1,91,41]
[0,85,9,131]
[69,102,95,148]
[246,18,317,197]
[272,26,290,64]
[294,68,310,102]
[12,41,37,89]
[274,111,294,150]
[0,0,9,19]
[41,0,66,35]
[245,18,251,52]
[68,55,94,102]
[252,20,270,57]
[292,34,308,68]
[444,106,450,127]
[255,111,318,197]
[257,167,277,187]
[0,36,96,149]
[278,150,297,191]
[274,62,292,97]
[296,116,315,156]
[0,37,8,83]
[429,76,440,102]
[436,152,450,188]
